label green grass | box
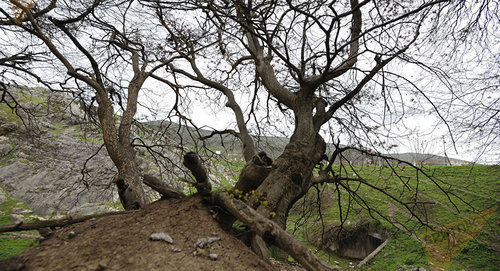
[48,122,65,134]
[211,158,245,190]
[105,201,124,210]
[0,153,15,167]
[0,88,49,121]
[287,164,500,270]
[78,134,104,144]
[0,103,22,125]
[0,238,38,261]
[0,187,39,260]
[363,233,429,270]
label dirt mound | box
[0,195,275,271]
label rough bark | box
[213,191,339,271]
[101,54,149,210]
[110,150,147,210]
[234,151,273,194]
[183,152,212,194]
[256,104,327,229]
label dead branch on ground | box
[0,210,135,233]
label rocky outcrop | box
[314,220,391,260]
[0,87,119,216]
[0,87,178,217]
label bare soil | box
[0,195,277,271]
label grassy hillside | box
[279,164,499,270]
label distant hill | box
[386,152,472,166]
[142,120,472,166]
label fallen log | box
[143,174,185,199]
[357,238,389,268]
[212,190,339,271]
[0,210,134,233]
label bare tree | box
[150,0,442,223]
[144,0,498,259]
[0,0,185,209]
[1,0,496,268]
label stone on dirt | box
[149,232,173,244]
[194,236,221,248]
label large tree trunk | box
[111,146,148,210]
[251,101,326,260]
[256,99,326,228]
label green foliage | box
[0,188,39,260]
[19,159,30,165]
[82,250,92,256]
[217,159,246,173]
[0,200,29,217]
[0,88,48,122]
[0,215,12,226]
[48,122,66,136]
[211,158,245,190]
[232,220,246,231]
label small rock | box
[11,207,33,214]
[195,236,221,248]
[208,253,218,261]
[95,263,107,271]
[149,232,173,244]
[0,122,18,135]
[9,214,24,224]
[0,142,13,157]
[28,215,47,221]
[0,191,7,205]
[193,247,208,257]
[68,231,76,239]
[383,252,388,258]
[171,247,182,252]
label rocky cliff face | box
[0,86,173,217]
